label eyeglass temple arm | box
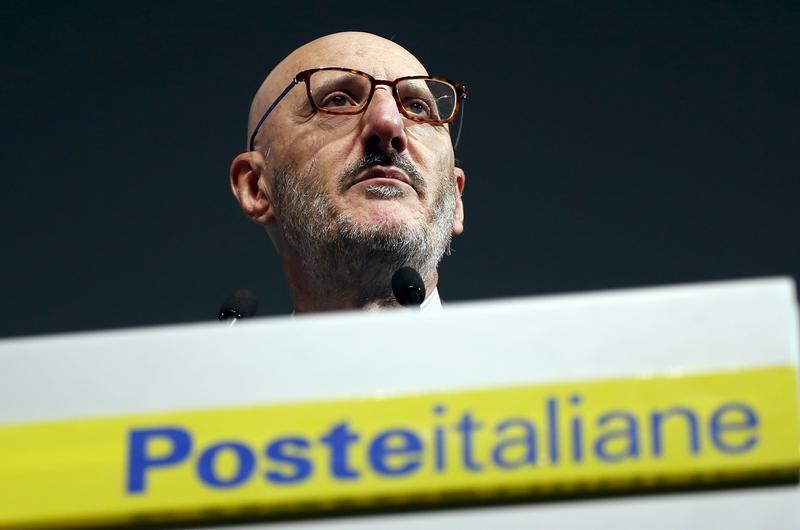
[453,97,465,151]
[248,77,300,151]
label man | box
[229,32,466,313]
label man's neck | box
[286,266,440,313]
[292,287,442,313]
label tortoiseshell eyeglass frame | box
[248,67,467,152]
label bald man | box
[230,32,466,313]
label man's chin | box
[344,198,424,229]
[346,213,419,239]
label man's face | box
[236,33,465,292]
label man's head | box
[230,32,466,311]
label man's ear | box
[229,152,275,225]
[451,166,465,236]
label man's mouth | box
[351,167,416,191]
[338,151,426,195]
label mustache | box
[338,151,426,193]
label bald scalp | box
[247,32,428,144]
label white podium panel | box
[253,486,800,530]
[0,277,798,529]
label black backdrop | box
[2,1,798,338]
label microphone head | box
[218,289,258,320]
[391,267,426,307]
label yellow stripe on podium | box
[1,365,798,529]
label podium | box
[1,277,798,529]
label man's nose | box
[359,88,408,153]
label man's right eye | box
[319,92,356,108]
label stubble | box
[271,152,457,302]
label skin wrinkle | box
[231,32,465,312]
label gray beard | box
[271,157,457,302]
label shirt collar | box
[420,287,443,312]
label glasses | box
[248,67,467,152]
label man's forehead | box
[283,32,428,79]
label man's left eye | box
[403,98,432,118]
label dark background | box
[2,1,798,338]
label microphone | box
[391,267,426,307]
[218,289,258,324]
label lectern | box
[1,278,798,529]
